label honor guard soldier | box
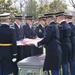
[31,13,62,75]
[12,15,24,61]
[65,13,75,75]
[23,16,37,57]
[55,12,72,75]
[0,13,17,75]
[35,15,46,55]
[35,15,46,38]
[11,15,24,75]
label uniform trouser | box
[13,62,18,75]
[0,63,9,75]
[70,60,75,75]
[44,69,60,75]
[62,64,69,75]
[0,63,2,75]
[51,69,60,75]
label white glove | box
[34,42,38,47]
[12,58,17,62]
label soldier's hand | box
[12,58,17,62]
[12,53,17,62]
[34,42,38,47]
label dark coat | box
[35,24,45,55]
[35,24,45,38]
[58,21,72,64]
[13,23,24,41]
[0,24,17,74]
[13,23,25,61]
[23,23,36,39]
[38,22,62,70]
[22,23,35,58]
[23,23,40,57]
[68,22,75,61]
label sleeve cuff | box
[13,53,17,56]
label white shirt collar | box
[15,22,20,28]
[60,19,65,24]
[48,20,54,25]
[29,25,33,28]
[40,23,44,27]
[1,22,9,25]
[50,20,54,23]
[67,21,72,23]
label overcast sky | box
[66,0,75,11]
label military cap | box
[55,12,64,17]
[15,16,23,20]
[25,16,33,20]
[0,13,10,19]
[64,13,73,19]
[38,16,46,21]
[38,14,46,21]
[44,13,55,18]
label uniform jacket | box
[35,24,45,55]
[35,24,45,38]
[13,23,25,40]
[12,23,25,61]
[22,23,36,57]
[23,23,36,38]
[68,22,75,61]
[38,22,62,70]
[23,23,43,56]
[0,24,17,74]
[58,21,72,64]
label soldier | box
[12,16,24,61]
[30,13,62,75]
[11,15,25,75]
[0,13,17,75]
[55,12,72,75]
[35,16,46,55]
[65,13,75,75]
[23,16,37,57]
[23,16,36,39]
[35,16,46,38]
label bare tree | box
[12,0,27,15]
[39,0,50,5]
[69,0,75,8]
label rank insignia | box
[39,29,42,32]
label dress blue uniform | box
[55,12,72,75]
[37,21,62,75]
[58,21,72,64]
[35,23,45,55]
[12,16,24,75]
[35,16,46,55]
[23,22,37,56]
[58,21,72,75]
[35,24,45,38]
[68,22,75,75]
[68,22,75,61]
[65,14,75,75]
[0,13,17,75]
[13,22,24,61]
